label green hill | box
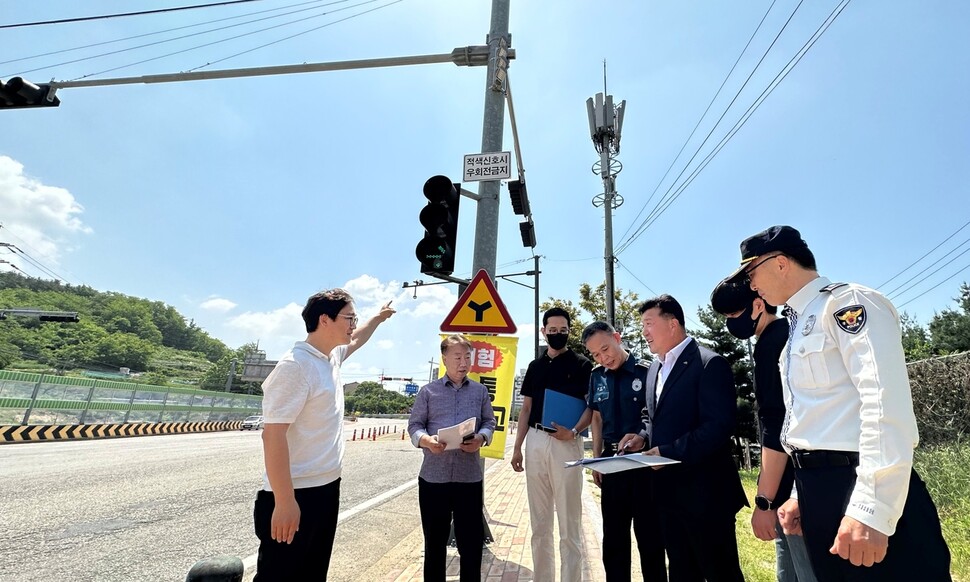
[0,272,250,390]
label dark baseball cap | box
[726,225,811,280]
[710,276,759,316]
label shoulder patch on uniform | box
[820,282,848,293]
[634,359,652,369]
[834,305,866,334]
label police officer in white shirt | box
[727,225,951,581]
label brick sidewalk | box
[375,442,609,582]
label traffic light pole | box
[0,309,79,322]
[470,0,511,282]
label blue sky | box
[2,1,968,390]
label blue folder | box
[540,389,589,436]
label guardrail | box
[0,370,262,427]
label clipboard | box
[564,454,680,473]
[540,389,588,436]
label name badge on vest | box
[802,314,816,335]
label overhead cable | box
[184,0,402,73]
[617,0,781,244]
[896,262,970,309]
[616,0,851,255]
[877,219,970,289]
[5,0,363,78]
[888,240,970,301]
[1,0,344,68]
[0,1,267,30]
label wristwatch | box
[570,427,579,438]
[754,494,779,511]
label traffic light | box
[38,313,80,323]
[0,78,60,110]
[508,179,530,215]
[519,219,536,248]
[416,176,461,275]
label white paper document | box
[436,416,477,450]
[564,453,680,474]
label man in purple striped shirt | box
[408,334,497,582]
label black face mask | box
[546,333,569,351]
[726,304,761,340]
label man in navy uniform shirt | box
[582,321,666,582]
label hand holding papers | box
[436,417,477,450]
[565,453,680,474]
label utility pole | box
[470,0,511,281]
[586,64,626,328]
[224,359,237,393]
[533,255,540,360]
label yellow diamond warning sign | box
[440,270,517,334]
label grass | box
[580,444,969,580]
[736,471,784,582]
[738,443,970,581]
[916,443,970,580]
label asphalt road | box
[0,418,423,582]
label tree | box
[95,333,156,371]
[578,283,649,360]
[900,312,933,362]
[540,283,649,360]
[928,282,970,355]
[690,306,758,447]
[345,381,415,415]
[197,343,263,393]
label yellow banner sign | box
[438,334,518,460]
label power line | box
[544,256,600,263]
[5,0,364,78]
[1,0,344,68]
[617,0,781,244]
[0,0,268,30]
[896,262,970,310]
[615,258,701,329]
[616,0,851,255]
[616,0,805,252]
[877,219,970,290]
[8,246,68,282]
[0,223,84,284]
[185,0,403,73]
[67,0,397,82]
[888,240,970,301]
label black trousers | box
[418,477,484,582]
[659,505,743,582]
[253,478,341,582]
[600,464,666,582]
[795,466,951,581]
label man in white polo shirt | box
[253,288,395,582]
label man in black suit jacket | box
[619,294,747,582]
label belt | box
[791,450,859,469]
[531,423,555,434]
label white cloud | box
[377,339,394,350]
[343,273,458,321]
[226,302,304,358]
[0,156,91,270]
[200,297,237,312]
